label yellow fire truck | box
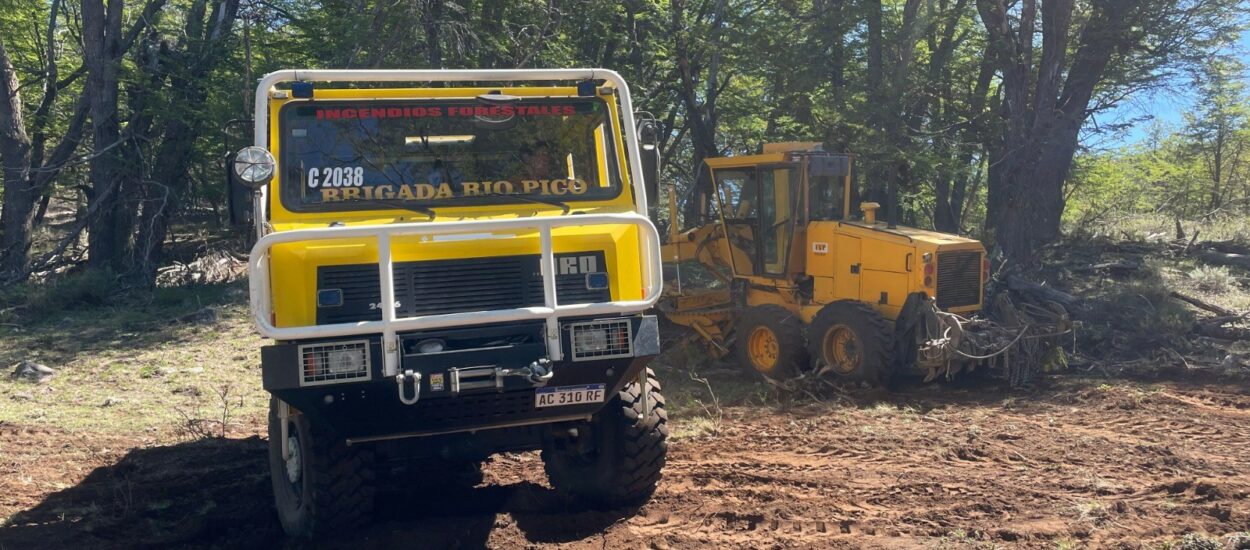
[230,69,666,537]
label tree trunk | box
[977,0,1133,263]
[0,37,34,278]
[130,0,240,285]
[423,0,444,68]
[82,0,126,271]
[672,0,727,229]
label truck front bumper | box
[261,315,659,442]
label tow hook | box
[525,358,554,385]
[502,358,554,386]
[396,369,422,405]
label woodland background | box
[1,0,1249,288]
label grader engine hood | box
[265,220,647,329]
[806,220,986,317]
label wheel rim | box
[822,325,861,375]
[285,435,302,483]
[283,430,303,502]
[747,326,780,373]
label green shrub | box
[1188,265,1236,294]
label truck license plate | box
[535,384,606,408]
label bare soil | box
[2,375,1248,549]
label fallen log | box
[1194,322,1250,341]
[1006,275,1080,308]
[1170,291,1237,316]
[1073,260,1141,277]
[1198,240,1250,256]
[1193,250,1250,269]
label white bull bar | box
[248,213,663,378]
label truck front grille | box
[316,253,610,325]
[936,250,982,309]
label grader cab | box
[661,142,1066,385]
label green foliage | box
[1068,53,1250,231]
[0,0,1247,283]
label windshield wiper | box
[472,192,571,215]
[350,200,436,221]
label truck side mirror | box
[222,119,259,229]
[226,146,276,228]
[224,150,255,228]
[636,116,661,207]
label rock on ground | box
[9,361,55,383]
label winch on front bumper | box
[261,315,660,442]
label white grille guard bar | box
[248,213,663,378]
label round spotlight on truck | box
[232,146,276,188]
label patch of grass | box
[670,415,721,440]
[1155,533,1223,550]
[1225,532,1250,550]
[861,401,918,418]
[934,529,1004,550]
[1074,500,1109,524]
[0,282,266,436]
[0,269,119,319]
[1188,265,1237,294]
[1074,213,1250,244]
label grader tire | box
[268,397,376,538]
[542,369,668,507]
[808,301,894,386]
[734,305,808,380]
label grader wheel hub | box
[823,325,862,375]
[747,326,781,373]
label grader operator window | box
[277,97,622,212]
[808,175,845,221]
[713,165,800,277]
[759,166,799,275]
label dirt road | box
[2,377,1248,549]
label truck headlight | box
[575,328,610,354]
[569,319,633,361]
[326,349,365,374]
[300,340,371,385]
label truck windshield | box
[278,97,622,212]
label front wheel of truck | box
[267,397,376,538]
[541,369,669,507]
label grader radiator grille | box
[936,250,982,309]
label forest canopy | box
[0,0,1247,286]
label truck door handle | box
[850,263,860,274]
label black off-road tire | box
[541,369,668,507]
[733,305,809,380]
[268,397,376,538]
[807,301,895,386]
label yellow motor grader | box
[659,142,1066,385]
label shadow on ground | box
[0,436,635,549]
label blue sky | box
[1095,29,1250,148]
